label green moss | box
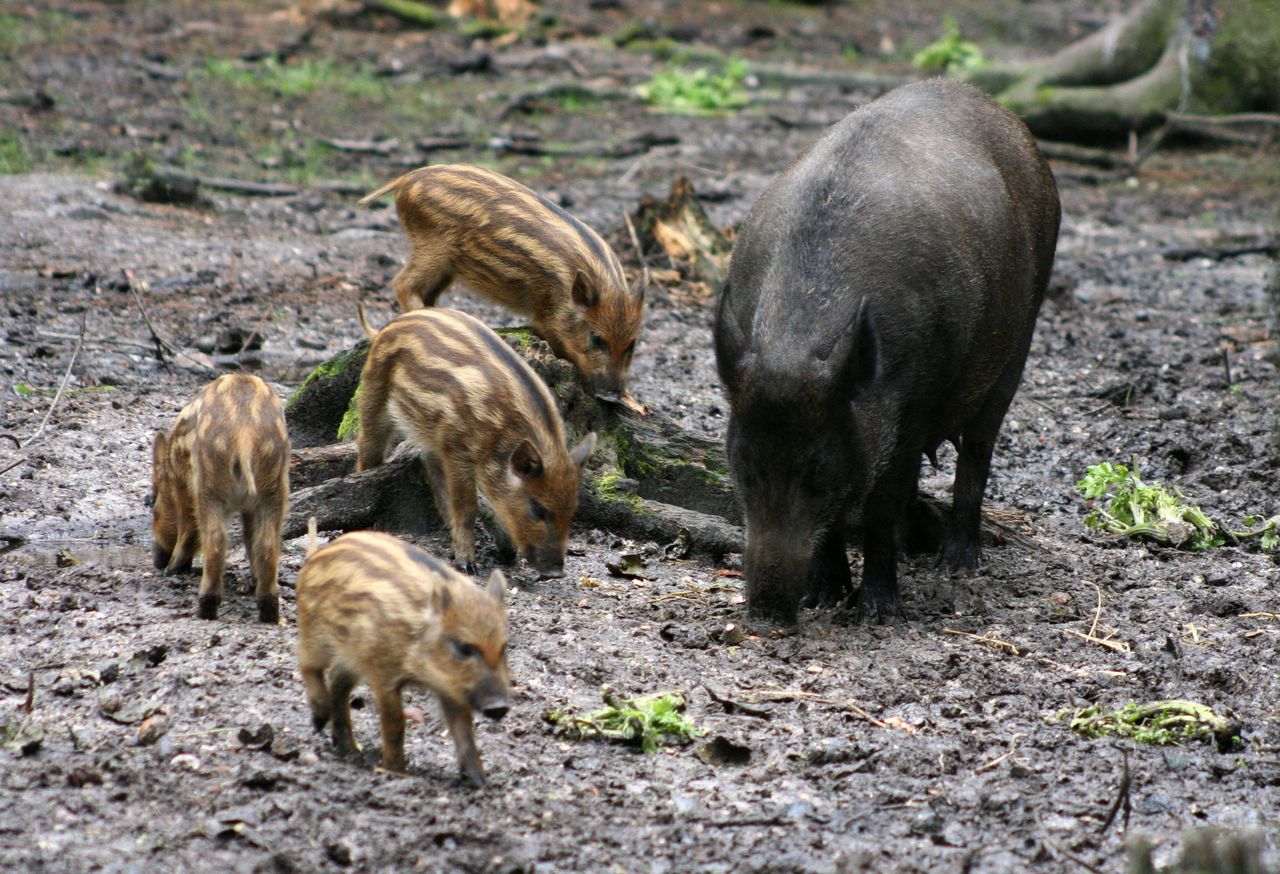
[494,326,541,352]
[592,468,648,513]
[0,132,29,174]
[1051,700,1239,750]
[336,382,362,441]
[286,346,363,411]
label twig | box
[123,271,215,374]
[943,628,1021,656]
[21,673,34,714]
[1086,580,1103,639]
[743,689,892,729]
[975,734,1024,775]
[22,312,85,448]
[1239,612,1280,621]
[624,211,652,290]
[36,330,156,352]
[1064,628,1131,653]
[1098,749,1131,835]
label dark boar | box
[356,307,596,577]
[359,163,645,398]
[296,523,510,784]
[151,373,290,622]
[714,80,1061,624]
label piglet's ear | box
[428,586,453,618]
[510,440,544,480]
[486,569,507,604]
[152,431,168,464]
[571,271,598,309]
[569,432,597,469]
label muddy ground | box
[1,1,1279,872]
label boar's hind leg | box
[440,697,484,786]
[394,242,453,311]
[243,507,282,624]
[941,358,1026,574]
[436,460,479,575]
[801,524,852,609]
[299,650,332,732]
[327,668,360,757]
[195,502,227,620]
[855,453,923,623]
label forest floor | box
[1,1,1278,872]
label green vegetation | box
[1053,701,1240,750]
[913,15,984,74]
[636,57,750,114]
[545,687,704,753]
[0,132,29,174]
[196,56,386,101]
[0,10,71,52]
[1078,461,1279,552]
[1076,462,1224,549]
[336,383,362,442]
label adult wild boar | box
[715,80,1060,624]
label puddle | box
[2,539,153,570]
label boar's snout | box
[525,545,565,579]
[480,701,510,721]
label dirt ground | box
[2,1,1278,872]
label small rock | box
[297,750,320,767]
[720,622,746,646]
[170,753,201,771]
[326,840,354,866]
[137,714,170,746]
[98,690,123,714]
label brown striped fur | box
[295,530,510,784]
[151,373,290,623]
[359,163,645,397]
[356,308,596,577]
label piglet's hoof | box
[257,596,280,624]
[197,595,221,620]
[461,768,487,788]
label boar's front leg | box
[854,452,923,622]
[435,459,479,576]
[801,523,852,609]
[327,668,360,757]
[372,682,408,774]
[439,696,485,786]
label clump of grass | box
[0,132,30,174]
[545,687,704,753]
[1053,700,1241,751]
[1076,462,1224,549]
[195,56,386,101]
[636,57,749,115]
[913,15,984,74]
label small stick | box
[1239,612,1280,621]
[1064,628,1131,653]
[1098,749,1131,834]
[623,211,652,290]
[22,312,86,448]
[1086,580,1103,640]
[1222,347,1233,386]
[123,271,215,374]
[943,628,1021,656]
[21,673,34,714]
[742,689,891,729]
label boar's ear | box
[713,280,751,392]
[823,298,878,397]
[485,569,507,603]
[629,275,647,306]
[571,271,599,309]
[152,431,168,463]
[569,432,597,468]
[510,440,544,480]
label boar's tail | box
[230,438,258,502]
[306,516,319,557]
[357,176,405,208]
[357,301,377,339]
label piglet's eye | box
[450,639,479,660]
[529,500,549,522]
[588,331,607,351]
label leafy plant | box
[1076,462,1224,549]
[913,16,984,74]
[1053,700,1241,751]
[636,57,749,114]
[545,687,704,753]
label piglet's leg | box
[373,684,408,774]
[166,518,198,575]
[298,642,332,733]
[195,501,227,620]
[394,240,453,311]
[440,696,484,786]
[440,463,479,576]
[243,506,282,624]
[327,668,359,757]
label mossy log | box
[282,329,743,557]
[969,0,1280,142]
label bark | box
[631,176,732,291]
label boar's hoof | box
[458,559,477,576]
[461,767,488,787]
[197,594,221,620]
[938,538,982,577]
[851,588,905,625]
[311,712,330,733]
[152,544,171,571]
[257,596,280,624]
[801,565,853,610]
